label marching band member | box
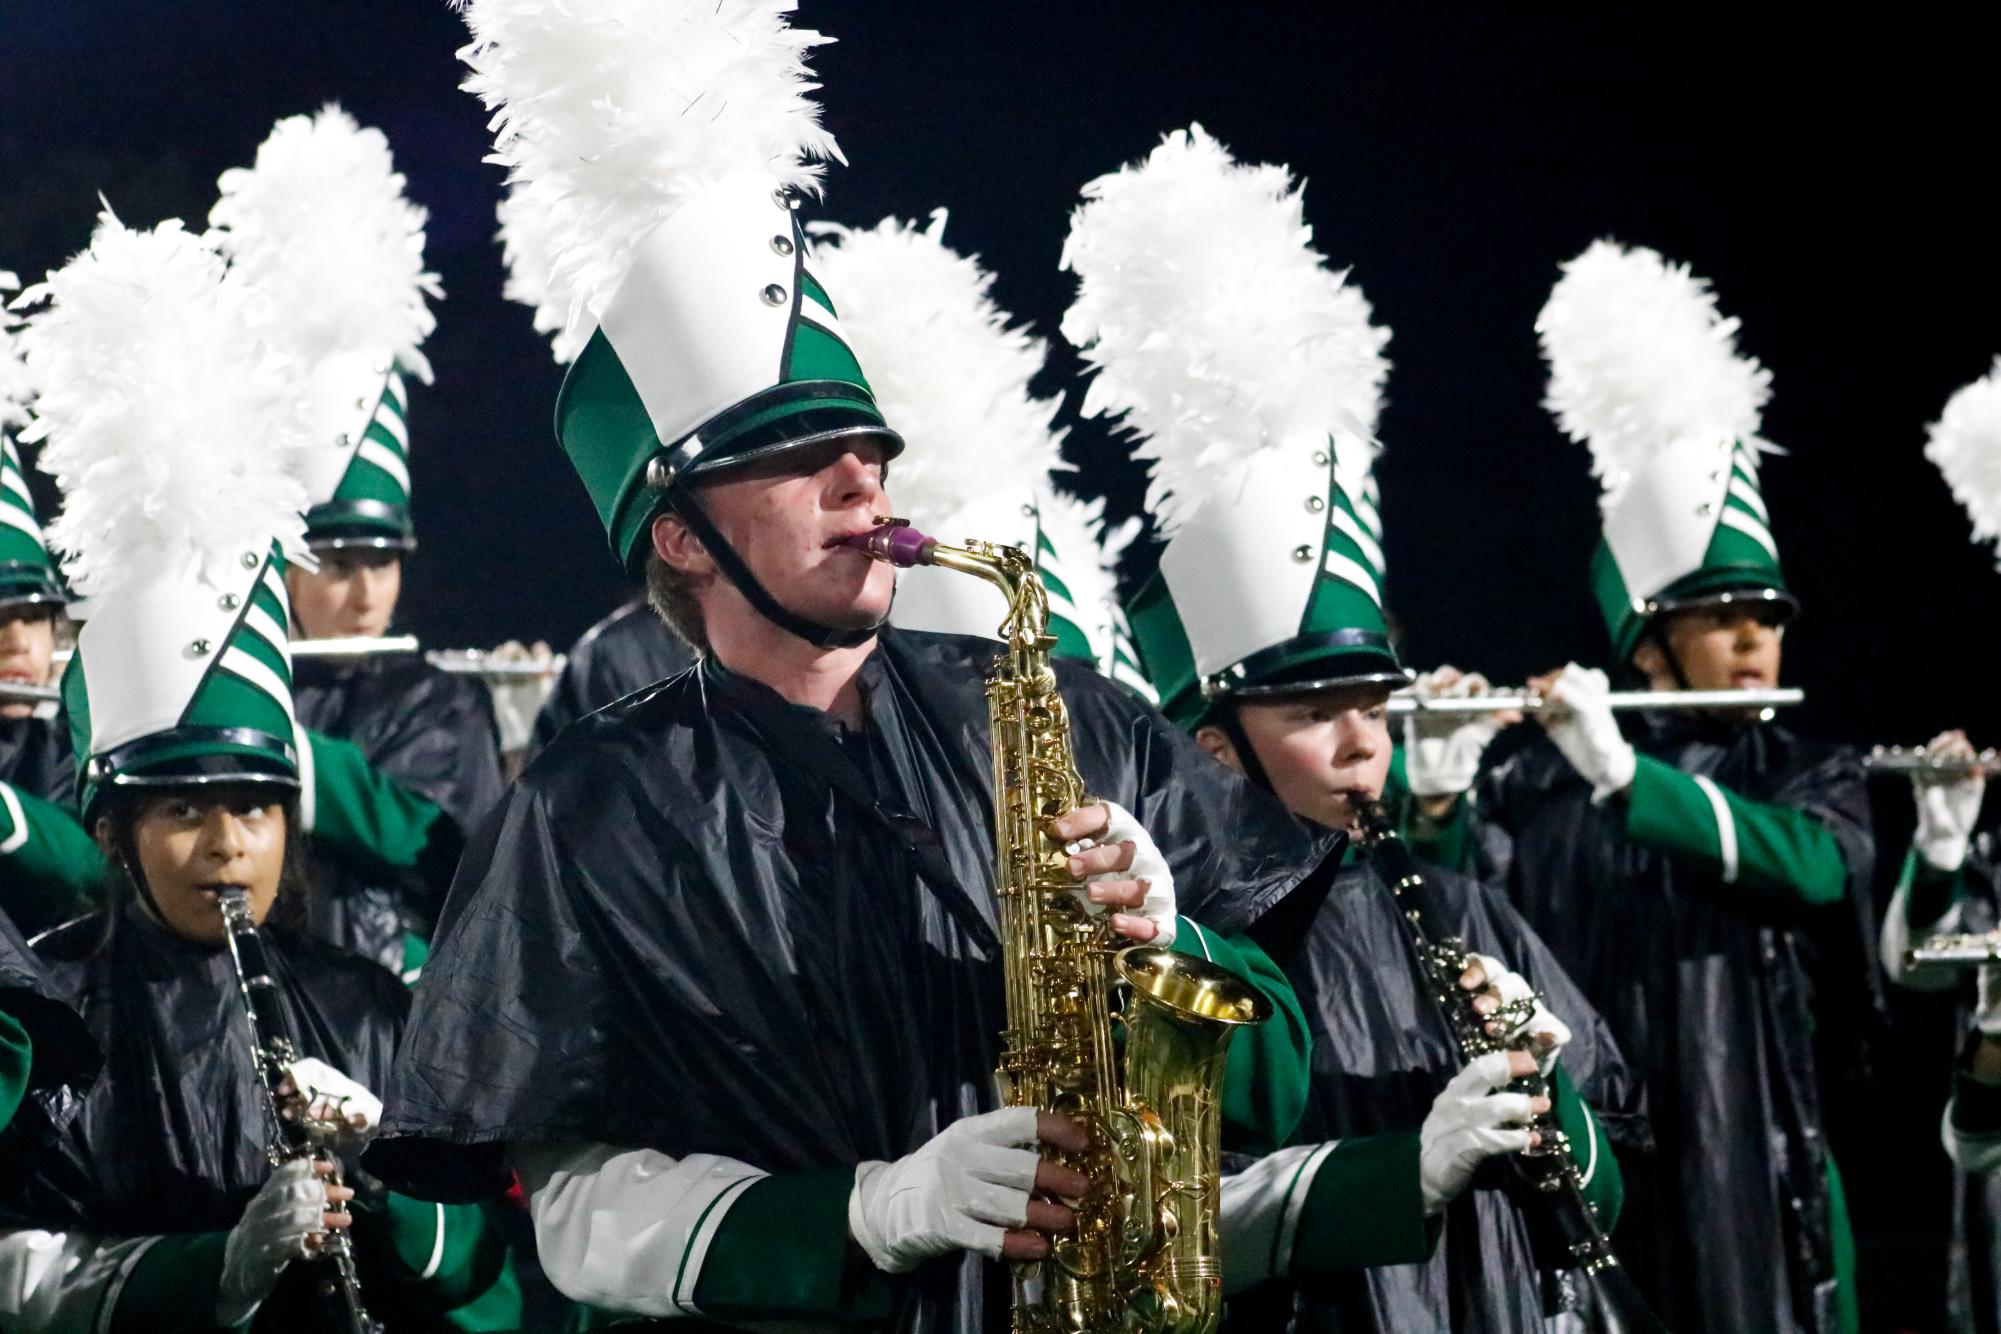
[1062,125,1637,1331]
[1428,241,1877,1332]
[0,207,515,1332]
[366,6,1331,1328]
[211,106,505,979]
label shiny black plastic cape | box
[0,711,78,810]
[1231,854,1645,1334]
[1,906,95,1103]
[1469,716,1877,1334]
[294,655,506,972]
[528,596,692,758]
[369,629,1342,1334]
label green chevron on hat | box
[556,178,902,574]
[0,436,64,611]
[1591,436,1795,663]
[301,360,418,552]
[67,544,301,819]
[1130,440,1406,728]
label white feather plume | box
[808,210,1066,525]
[209,104,441,382]
[0,270,32,432]
[1060,124,1390,536]
[496,177,589,364]
[1925,356,2001,562]
[13,212,318,599]
[459,0,843,350]
[1538,240,1771,510]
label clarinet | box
[1350,796,1668,1333]
[217,888,382,1334]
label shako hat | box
[0,278,65,613]
[14,212,325,818]
[1061,125,1399,728]
[806,210,1147,689]
[210,105,440,556]
[460,0,901,648]
[1538,240,1795,663]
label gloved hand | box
[847,1107,1086,1274]
[1056,800,1177,947]
[1464,953,1572,1078]
[1535,664,1636,803]
[1913,730,1987,873]
[216,1157,348,1326]
[482,640,560,758]
[1419,1051,1545,1215]
[1403,667,1521,798]
[282,1056,383,1149]
[1977,965,2001,1039]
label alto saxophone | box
[844,520,1272,1334]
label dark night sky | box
[4,4,1999,749]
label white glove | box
[1466,953,1572,1077]
[1977,966,2001,1039]
[284,1057,383,1148]
[482,641,560,758]
[1538,665,1635,803]
[1419,1052,1538,1215]
[847,1107,1045,1274]
[1066,800,1177,947]
[1403,669,1515,798]
[216,1158,333,1326]
[1913,732,1986,873]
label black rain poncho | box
[368,629,1343,1334]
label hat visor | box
[305,501,415,554]
[1205,631,1411,704]
[1650,580,1799,626]
[88,727,300,814]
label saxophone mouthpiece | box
[838,518,936,568]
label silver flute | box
[216,888,382,1334]
[1386,686,1803,715]
[54,636,561,681]
[1904,931,2001,973]
[1863,745,1999,778]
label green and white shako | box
[1538,239,1795,664]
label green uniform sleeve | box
[1623,754,1848,907]
[1290,1130,1438,1273]
[1549,1062,1622,1229]
[349,1191,518,1322]
[1175,920,1312,1151]
[110,1230,232,1333]
[0,779,106,928]
[688,1167,891,1322]
[0,1007,28,1132]
[301,730,451,879]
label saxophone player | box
[369,8,1330,1328]
[1058,127,1637,1332]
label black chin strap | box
[1642,621,1693,690]
[1214,702,1277,794]
[669,493,884,650]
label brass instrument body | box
[892,532,1270,1334]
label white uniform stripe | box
[1717,504,1779,561]
[1691,774,1739,883]
[1275,1142,1338,1275]
[671,1173,764,1314]
[260,565,290,618]
[1727,473,1769,522]
[1330,505,1385,576]
[420,1203,447,1280]
[1,783,28,854]
[219,646,296,729]
[795,285,856,351]
[1576,1101,1600,1188]
[294,721,317,833]
[1322,549,1383,608]
[384,372,407,413]
[371,400,410,451]
[357,438,411,495]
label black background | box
[5,6,1997,1327]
